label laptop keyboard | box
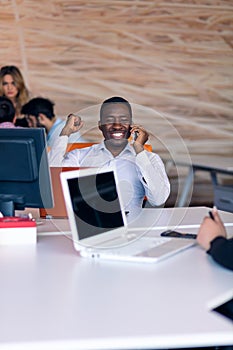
[100,236,171,256]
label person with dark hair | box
[0,65,30,127]
[0,96,18,128]
[197,208,233,271]
[49,96,170,218]
[21,97,85,148]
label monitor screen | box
[0,128,53,216]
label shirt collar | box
[98,140,136,155]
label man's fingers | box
[212,209,221,223]
[76,120,84,129]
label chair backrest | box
[66,141,152,207]
[213,185,233,213]
[211,172,233,213]
[143,144,152,152]
[43,142,153,217]
[66,142,96,152]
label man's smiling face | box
[99,102,132,149]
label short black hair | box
[21,97,55,120]
[100,96,132,121]
[0,96,15,123]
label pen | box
[209,211,214,220]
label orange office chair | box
[66,142,96,153]
[43,141,153,217]
[65,141,152,205]
[65,141,152,208]
[143,144,152,152]
[66,142,152,153]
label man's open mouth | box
[110,131,126,139]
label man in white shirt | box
[49,96,170,218]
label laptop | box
[60,167,196,263]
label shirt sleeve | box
[207,236,233,271]
[62,147,82,167]
[135,150,170,206]
[47,135,68,167]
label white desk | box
[37,206,233,236]
[1,207,233,350]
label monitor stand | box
[0,194,25,217]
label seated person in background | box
[0,65,30,127]
[0,96,19,128]
[197,208,233,271]
[21,97,86,148]
[48,96,170,218]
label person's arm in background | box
[197,208,233,271]
[48,114,84,166]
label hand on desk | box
[197,208,227,251]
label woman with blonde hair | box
[0,65,30,127]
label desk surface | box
[1,207,233,350]
[37,206,233,236]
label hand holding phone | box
[133,131,139,141]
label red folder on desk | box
[0,216,36,228]
[0,217,37,245]
[40,167,82,219]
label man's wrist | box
[60,128,72,137]
[133,142,144,154]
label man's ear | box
[38,113,50,127]
[98,120,103,131]
[38,113,47,122]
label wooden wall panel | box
[1,0,233,199]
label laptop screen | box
[67,170,124,240]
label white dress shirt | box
[47,118,86,148]
[48,136,170,218]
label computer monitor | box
[0,128,53,216]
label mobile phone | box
[160,230,196,239]
[133,131,138,141]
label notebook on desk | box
[60,167,196,263]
